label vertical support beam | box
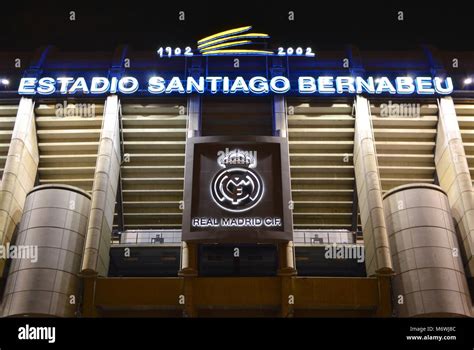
[273,95,287,137]
[114,174,124,233]
[435,96,474,279]
[280,275,294,317]
[81,95,121,276]
[354,95,393,276]
[114,104,125,234]
[422,45,446,77]
[179,83,201,317]
[180,241,198,316]
[182,277,197,317]
[181,56,202,277]
[179,241,198,276]
[180,90,201,278]
[187,95,201,138]
[271,57,287,138]
[345,45,365,77]
[274,74,296,315]
[186,58,203,139]
[278,241,296,275]
[351,180,359,233]
[273,94,296,276]
[0,97,38,278]
[81,277,98,317]
[274,83,297,317]
[375,275,392,317]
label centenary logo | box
[211,149,264,213]
[157,25,315,57]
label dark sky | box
[0,1,472,51]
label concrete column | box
[274,92,296,318]
[383,184,471,317]
[186,95,201,138]
[179,241,197,316]
[180,95,200,277]
[274,95,296,275]
[179,241,197,276]
[375,275,392,317]
[280,274,295,317]
[0,97,39,278]
[81,95,121,276]
[273,95,287,137]
[81,277,98,317]
[277,242,297,276]
[354,95,393,276]
[435,96,474,279]
[3,185,91,317]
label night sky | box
[1,2,472,51]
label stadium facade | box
[0,35,473,317]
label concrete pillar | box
[273,95,287,138]
[354,95,393,276]
[179,241,197,276]
[3,185,91,317]
[384,184,472,317]
[0,97,39,278]
[435,96,474,280]
[277,242,296,276]
[280,274,295,317]
[81,277,98,317]
[375,275,392,317]
[81,95,121,276]
[186,95,201,138]
[180,94,200,276]
[273,95,296,276]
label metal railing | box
[116,229,355,246]
[119,230,182,245]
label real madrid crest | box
[211,148,264,213]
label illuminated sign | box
[182,139,292,242]
[192,217,282,228]
[190,145,282,230]
[13,25,456,96]
[18,75,454,95]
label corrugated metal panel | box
[371,101,438,194]
[121,102,186,229]
[288,102,355,229]
[35,102,103,192]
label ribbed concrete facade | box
[81,96,121,276]
[384,184,472,317]
[120,102,186,229]
[354,96,393,276]
[287,102,354,230]
[436,97,474,279]
[0,98,38,277]
[0,95,472,317]
[2,185,91,317]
